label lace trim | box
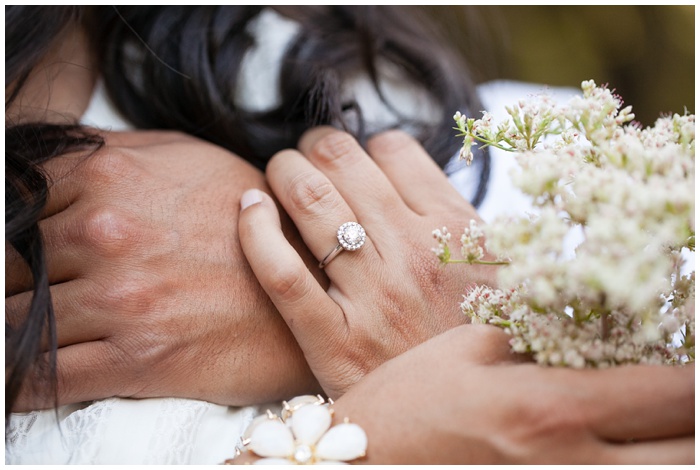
[145,398,210,464]
[64,399,115,464]
[6,411,39,455]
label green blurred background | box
[423,5,695,126]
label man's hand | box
[6,130,322,410]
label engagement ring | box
[318,222,366,269]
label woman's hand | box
[234,325,694,464]
[333,326,695,464]
[238,127,499,398]
[6,130,323,410]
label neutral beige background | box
[423,5,695,126]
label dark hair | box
[89,6,490,204]
[5,6,489,420]
[5,6,105,423]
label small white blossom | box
[432,227,452,263]
[460,220,485,263]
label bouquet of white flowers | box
[435,80,694,367]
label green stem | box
[445,259,510,266]
[470,135,516,153]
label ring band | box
[319,222,366,269]
[318,244,344,269]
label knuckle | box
[100,274,161,314]
[287,172,340,215]
[81,207,138,256]
[406,240,449,293]
[378,286,425,345]
[406,234,495,314]
[309,131,361,166]
[102,335,166,396]
[366,129,415,156]
[507,388,587,451]
[267,266,310,305]
[85,147,138,181]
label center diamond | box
[337,222,366,251]
[343,226,360,244]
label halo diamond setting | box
[337,222,366,251]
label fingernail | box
[240,189,263,210]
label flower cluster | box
[443,80,695,367]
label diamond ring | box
[318,222,366,269]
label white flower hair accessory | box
[231,395,368,465]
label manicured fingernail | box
[240,189,263,210]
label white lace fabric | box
[6,398,262,464]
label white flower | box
[460,220,485,262]
[244,400,367,465]
[432,227,453,263]
[444,80,695,367]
